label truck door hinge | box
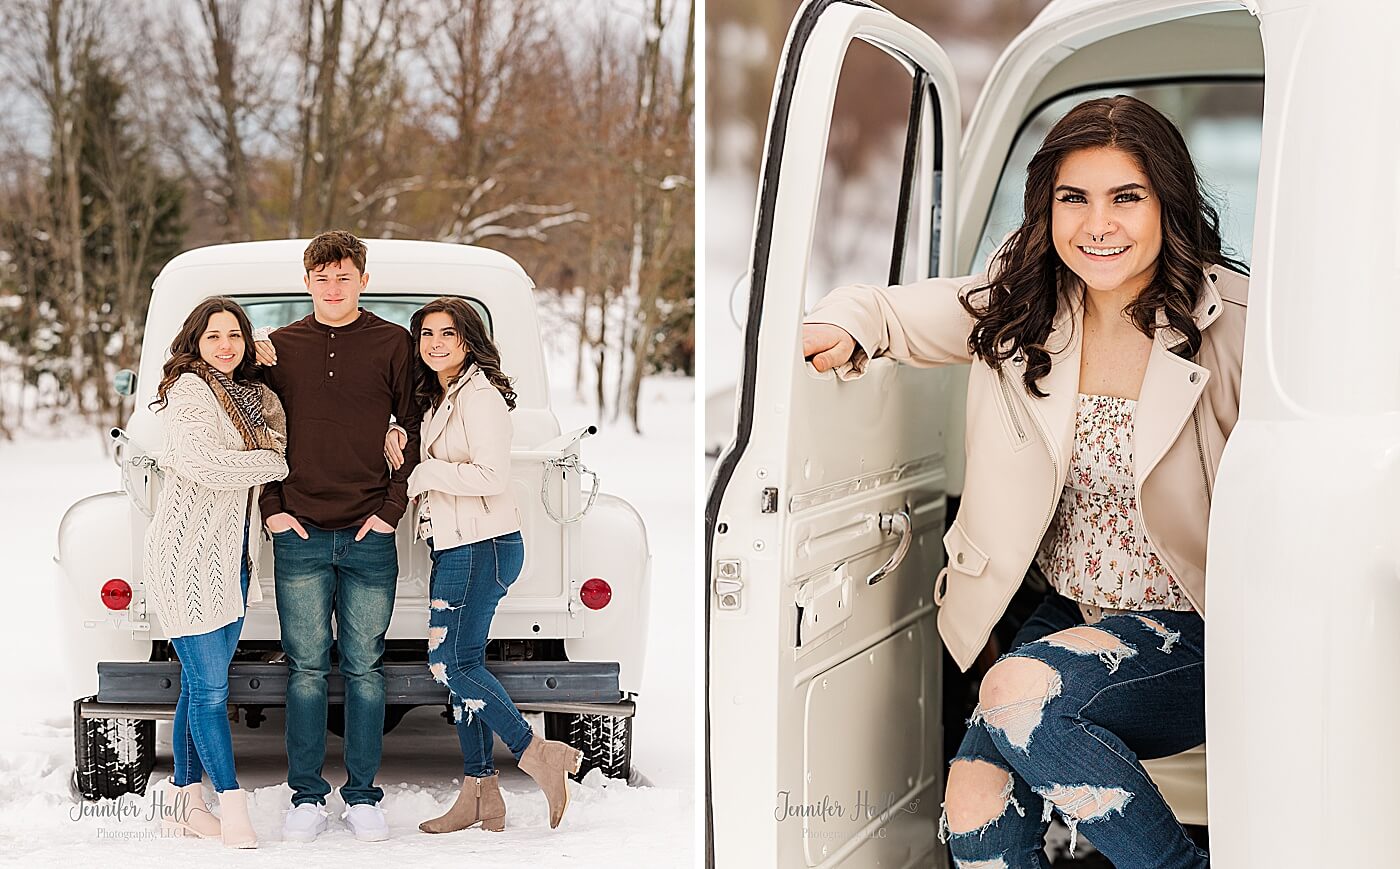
[715,559,744,610]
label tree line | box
[0,0,694,436]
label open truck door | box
[706,1,965,865]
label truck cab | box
[707,1,1398,865]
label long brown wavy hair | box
[410,297,517,411]
[151,297,261,410]
[962,95,1247,397]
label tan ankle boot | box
[157,779,221,838]
[419,774,507,834]
[517,736,583,829]
[216,788,258,848]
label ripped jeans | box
[942,591,1208,869]
[426,531,534,777]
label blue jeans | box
[272,523,398,806]
[426,531,533,776]
[171,526,250,792]
[943,591,1209,868]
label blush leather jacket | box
[407,363,522,550]
[806,265,1247,670]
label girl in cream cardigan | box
[145,297,287,848]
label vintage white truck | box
[61,238,650,801]
[707,0,1398,866]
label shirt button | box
[330,352,335,358]
[331,333,336,338]
[329,371,335,377]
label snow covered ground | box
[0,341,696,864]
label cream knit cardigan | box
[143,373,288,638]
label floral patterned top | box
[1034,393,1194,612]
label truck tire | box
[545,712,633,781]
[71,697,155,801]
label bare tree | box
[564,8,632,415]
[79,60,184,423]
[0,0,696,435]
[415,0,587,243]
[156,0,284,239]
[0,0,181,426]
[286,0,408,234]
[1,0,101,412]
[619,0,693,432]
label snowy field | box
[0,332,697,864]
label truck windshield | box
[237,294,492,336]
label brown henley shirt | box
[258,309,422,529]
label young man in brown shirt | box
[255,230,421,842]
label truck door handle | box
[866,507,912,585]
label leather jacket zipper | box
[997,368,1029,444]
[1001,367,1059,540]
[1026,397,1060,543]
[1193,405,1212,502]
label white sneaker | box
[282,803,330,842]
[342,803,390,842]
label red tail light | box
[580,577,611,610]
[101,578,132,610]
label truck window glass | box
[802,39,918,312]
[237,295,493,336]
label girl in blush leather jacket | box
[804,96,1246,868]
[405,297,585,835]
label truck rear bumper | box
[92,660,631,718]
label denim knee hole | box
[1033,783,1133,856]
[971,658,1063,753]
[1040,626,1137,674]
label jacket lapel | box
[1132,337,1207,486]
[1025,300,1082,485]
[420,364,478,456]
[420,402,451,456]
[1132,271,1224,486]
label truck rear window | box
[237,294,492,336]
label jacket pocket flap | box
[943,520,989,577]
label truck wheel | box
[71,697,155,801]
[545,712,633,781]
[327,703,412,737]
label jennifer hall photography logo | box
[774,789,921,841]
[69,789,194,840]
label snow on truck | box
[60,239,650,801]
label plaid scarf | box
[192,361,279,451]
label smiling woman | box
[1052,149,1161,287]
[953,96,1246,401]
[198,311,248,375]
[801,94,1246,868]
[142,295,289,848]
